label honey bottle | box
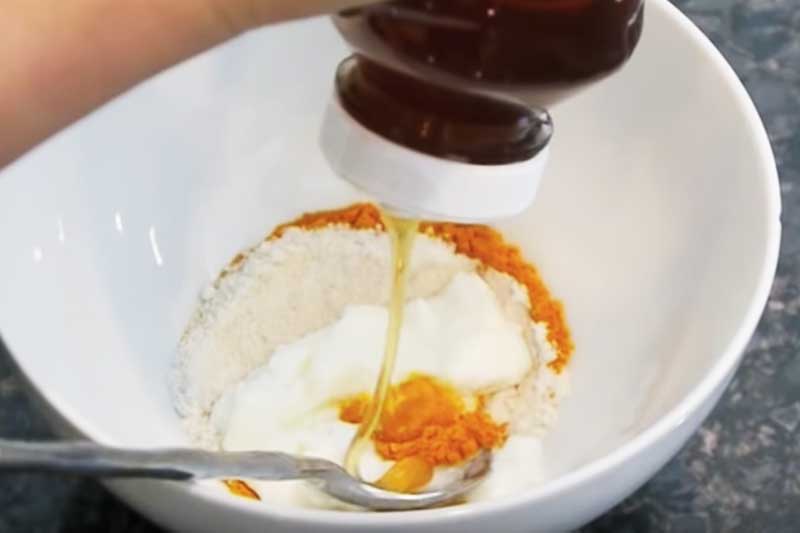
[321,0,644,221]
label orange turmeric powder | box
[270,202,574,371]
[224,479,260,500]
[338,374,506,466]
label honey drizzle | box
[343,213,419,476]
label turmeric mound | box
[339,374,506,466]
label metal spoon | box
[0,439,490,511]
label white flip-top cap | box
[320,94,550,223]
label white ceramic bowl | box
[0,0,781,531]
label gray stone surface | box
[1,0,798,531]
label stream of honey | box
[343,213,419,476]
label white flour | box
[172,225,568,466]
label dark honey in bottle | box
[331,0,644,165]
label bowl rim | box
[3,0,782,527]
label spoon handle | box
[0,439,337,481]
[0,439,195,479]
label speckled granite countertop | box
[1,1,798,531]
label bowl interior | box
[0,9,778,499]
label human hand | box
[1,0,377,168]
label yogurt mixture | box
[172,204,571,509]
